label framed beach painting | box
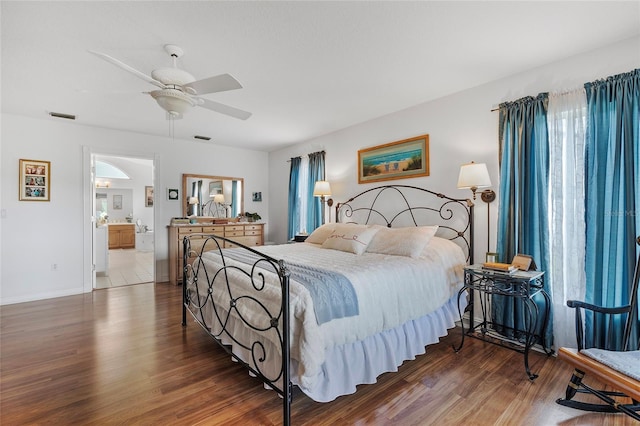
[358,134,429,184]
[19,159,50,201]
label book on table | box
[482,262,518,273]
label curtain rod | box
[286,156,307,163]
[286,150,325,162]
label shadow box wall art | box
[358,134,429,184]
[19,159,50,201]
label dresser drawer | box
[225,230,245,237]
[244,229,262,236]
[178,226,203,235]
[224,225,244,232]
[202,226,225,234]
[226,235,261,248]
[244,224,262,232]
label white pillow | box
[321,223,379,255]
[305,223,337,244]
[366,225,439,258]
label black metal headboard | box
[335,185,474,263]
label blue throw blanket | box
[220,248,359,325]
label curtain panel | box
[547,88,587,350]
[287,157,301,240]
[495,93,553,348]
[584,69,640,350]
[306,151,326,234]
[231,180,238,218]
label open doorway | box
[92,154,155,289]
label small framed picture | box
[252,191,262,202]
[113,194,123,210]
[168,188,179,200]
[19,159,50,201]
[145,186,154,207]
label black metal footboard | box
[180,184,474,426]
[181,234,292,425]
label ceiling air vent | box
[193,135,211,141]
[49,112,76,120]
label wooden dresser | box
[167,222,265,285]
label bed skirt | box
[195,293,466,403]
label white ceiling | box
[2,1,639,152]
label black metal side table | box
[454,264,553,379]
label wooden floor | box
[1,282,636,425]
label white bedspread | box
[196,236,465,391]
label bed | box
[182,185,474,425]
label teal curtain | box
[231,180,238,218]
[306,151,325,233]
[495,94,553,348]
[584,69,640,350]
[287,157,301,240]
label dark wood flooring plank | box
[1,282,636,425]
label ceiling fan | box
[89,44,251,120]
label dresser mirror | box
[182,174,244,218]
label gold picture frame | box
[358,134,429,184]
[19,159,50,201]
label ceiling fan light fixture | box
[150,88,196,115]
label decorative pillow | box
[366,225,439,258]
[305,223,337,244]
[321,223,379,255]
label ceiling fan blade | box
[197,98,252,120]
[88,50,166,89]
[184,73,242,95]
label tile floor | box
[96,248,154,289]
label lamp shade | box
[188,197,199,205]
[457,162,491,189]
[313,181,332,197]
[213,194,225,204]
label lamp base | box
[486,252,500,263]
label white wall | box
[268,36,640,265]
[0,117,269,304]
[2,36,638,305]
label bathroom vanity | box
[108,223,135,249]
